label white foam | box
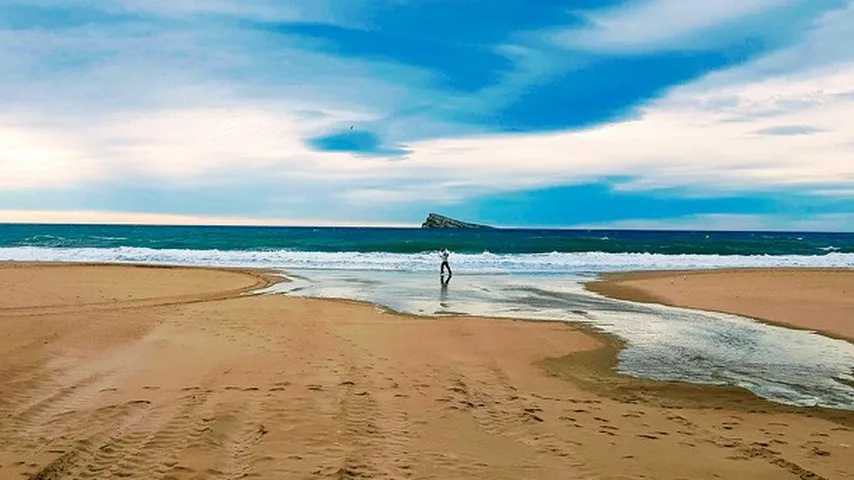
[1,246,852,273]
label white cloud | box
[0,4,441,191]
[0,121,103,189]
[0,104,377,189]
[357,4,854,202]
[92,107,336,181]
[676,2,854,86]
[553,0,796,53]
[0,209,410,227]
[329,57,854,205]
[1,0,853,225]
[4,60,853,211]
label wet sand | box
[0,263,852,479]
[586,268,854,342]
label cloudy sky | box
[2,0,853,229]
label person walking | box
[439,248,452,277]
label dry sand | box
[586,268,854,342]
[0,263,851,479]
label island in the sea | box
[421,213,493,229]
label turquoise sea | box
[1,223,853,255]
[1,223,853,272]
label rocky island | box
[421,213,493,229]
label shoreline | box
[243,270,854,421]
[1,262,852,478]
[4,261,852,411]
[306,295,854,426]
[0,261,283,317]
[585,267,854,343]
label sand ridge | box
[586,268,854,342]
[0,262,276,316]
[0,264,851,479]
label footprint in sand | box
[810,447,831,457]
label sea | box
[2,223,853,410]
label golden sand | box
[0,263,851,479]
[586,268,854,342]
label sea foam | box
[1,246,852,273]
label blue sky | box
[1,0,853,229]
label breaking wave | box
[2,246,853,273]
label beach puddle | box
[273,270,854,410]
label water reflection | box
[269,270,854,410]
[439,275,450,308]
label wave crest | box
[1,246,853,273]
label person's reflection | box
[439,274,451,308]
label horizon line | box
[1,220,852,235]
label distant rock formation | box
[421,213,493,229]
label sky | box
[1,0,853,230]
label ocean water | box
[1,224,853,273]
[1,223,853,255]
[2,223,853,409]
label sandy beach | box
[1,263,852,479]
[586,268,854,342]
